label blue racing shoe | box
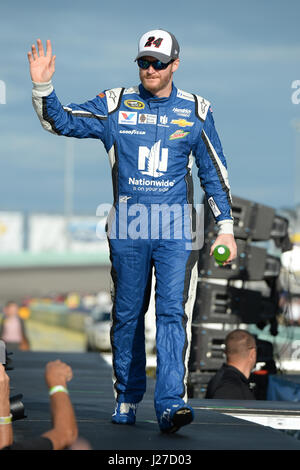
[158,404,194,433]
[111,402,138,425]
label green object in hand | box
[213,245,230,266]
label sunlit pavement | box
[25,319,86,352]
[24,320,157,376]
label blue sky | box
[0,0,300,215]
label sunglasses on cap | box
[137,58,174,70]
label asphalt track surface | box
[6,350,300,455]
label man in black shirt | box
[205,329,257,400]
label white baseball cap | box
[135,29,180,63]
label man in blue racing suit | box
[28,29,237,433]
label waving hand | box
[27,39,56,83]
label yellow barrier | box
[29,307,87,332]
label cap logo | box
[136,30,179,62]
[144,36,164,49]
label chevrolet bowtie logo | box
[170,119,194,127]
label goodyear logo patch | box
[169,130,190,140]
[124,99,145,110]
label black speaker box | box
[231,196,276,241]
[193,282,278,324]
[204,195,290,249]
[188,371,216,399]
[204,195,276,241]
[189,326,227,372]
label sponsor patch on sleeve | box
[208,196,221,217]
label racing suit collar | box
[138,82,177,104]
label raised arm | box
[28,39,109,140]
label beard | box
[140,68,173,96]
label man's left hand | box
[209,234,237,266]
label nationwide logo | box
[118,111,137,125]
[158,114,169,128]
[138,140,168,177]
[124,99,145,110]
[169,130,190,140]
[170,119,194,128]
[128,177,175,188]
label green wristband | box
[0,414,12,425]
[49,385,69,396]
